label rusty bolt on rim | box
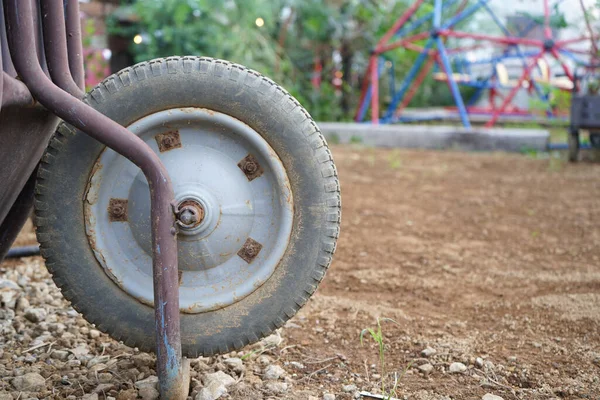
[244,161,258,174]
[176,200,205,229]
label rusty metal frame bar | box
[41,0,84,98]
[2,0,189,397]
[65,0,84,90]
[2,73,34,107]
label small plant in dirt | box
[360,317,411,400]
[386,150,402,169]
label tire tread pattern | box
[34,57,340,356]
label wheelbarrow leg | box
[3,0,190,397]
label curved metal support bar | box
[40,0,84,98]
[65,0,85,90]
[1,39,3,110]
[2,73,35,107]
[3,1,189,398]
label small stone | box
[507,356,517,363]
[51,350,70,361]
[223,357,244,373]
[87,356,109,368]
[12,372,46,391]
[256,355,272,366]
[132,353,155,368]
[116,389,137,400]
[264,364,285,380]
[138,387,160,400]
[449,362,467,373]
[265,381,288,394]
[483,360,495,370]
[342,384,357,392]
[482,394,504,400]
[475,357,484,368]
[89,329,101,339]
[260,331,282,348]
[82,394,99,400]
[24,308,47,323]
[67,359,81,367]
[421,347,436,357]
[289,361,305,369]
[16,296,30,312]
[135,376,159,391]
[202,371,236,388]
[195,380,227,400]
[418,363,434,374]
[0,279,19,290]
[93,383,115,393]
[323,394,336,400]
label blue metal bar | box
[389,59,396,94]
[394,0,459,39]
[357,58,386,122]
[559,48,594,67]
[548,142,591,150]
[433,0,443,29]
[383,38,435,121]
[436,36,471,127]
[357,85,372,122]
[467,85,486,106]
[442,0,490,30]
[465,51,541,65]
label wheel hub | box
[84,108,293,313]
[177,200,204,229]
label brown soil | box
[2,146,600,399]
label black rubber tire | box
[568,130,580,162]
[34,57,341,357]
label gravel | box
[418,363,434,374]
[482,394,504,400]
[421,347,436,357]
[263,364,286,380]
[449,362,467,373]
[11,372,46,391]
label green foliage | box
[106,0,485,121]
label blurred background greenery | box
[105,0,484,121]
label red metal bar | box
[439,29,543,47]
[550,48,574,83]
[375,0,426,51]
[376,31,431,54]
[394,57,435,118]
[543,0,552,40]
[556,35,599,47]
[485,51,545,127]
[560,46,594,55]
[354,55,376,121]
[370,56,379,124]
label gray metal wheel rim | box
[84,107,294,313]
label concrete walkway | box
[318,123,550,152]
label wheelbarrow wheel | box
[568,130,579,162]
[34,57,340,357]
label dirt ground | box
[1,145,599,399]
